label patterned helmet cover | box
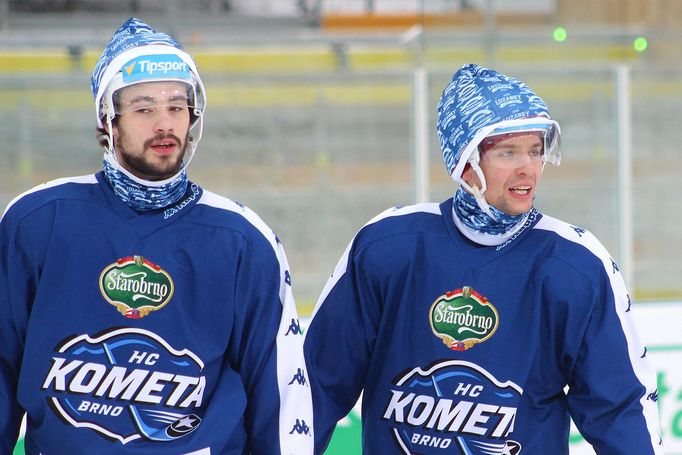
[91,17,206,128]
[437,63,558,183]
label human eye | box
[169,104,188,113]
[129,103,156,115]
[494,149,515,159]
[529,149,543,159]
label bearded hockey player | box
[304,63,663,454]
[0,17,313,454]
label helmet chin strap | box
[104,115,115,155]
[457,160,497,221]
[469,184,496,221]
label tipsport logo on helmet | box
[41,328,205,444]
[122,54,192,84]
[90,17,185,101]
[382,360,523,454]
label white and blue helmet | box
[437,64,561,213]
[91,17,206,173]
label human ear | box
[461,164,479,187]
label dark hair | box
[96,127,109,148]
[96,115,117,149]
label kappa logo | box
[647,389,659,402]
[571,225,586,237]
[429,286,498,351]
[611,258,620,273]
[383,360,523,455]
[285,318,302,336]
[288,368,307,386]
[42,328,205,444]
[289,419,311,436]
[99,256,174,319]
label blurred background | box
[2,1,682,453]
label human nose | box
[153,108,174,133]
[514,155,537,173]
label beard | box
[114,131,189,181]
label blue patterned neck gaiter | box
[453,187,535,244]
[102,157,188,212]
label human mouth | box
[509,185,532,196]
[149,139,179,155]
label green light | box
[633,37,648,52]
[553,27,567,42]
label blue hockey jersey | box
[0,173,313,454]
[304,200,662,454]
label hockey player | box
[0,18,313,454]
[304,63,663,454]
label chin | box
[506,205,532,216]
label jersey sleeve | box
[304,237,379,453]
[227,232,313,455]
[0,208,31,452]
[565,259,663,453]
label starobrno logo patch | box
[429,286,498,351]
[99,255,174,319]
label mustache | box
[143,133,182,150]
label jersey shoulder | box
[530,213,616,275]
[355,202,444,246]
[195,189,281,253]
[1,174,99,226]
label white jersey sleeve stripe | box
[198,190,313,454]
[534,215,662,452]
